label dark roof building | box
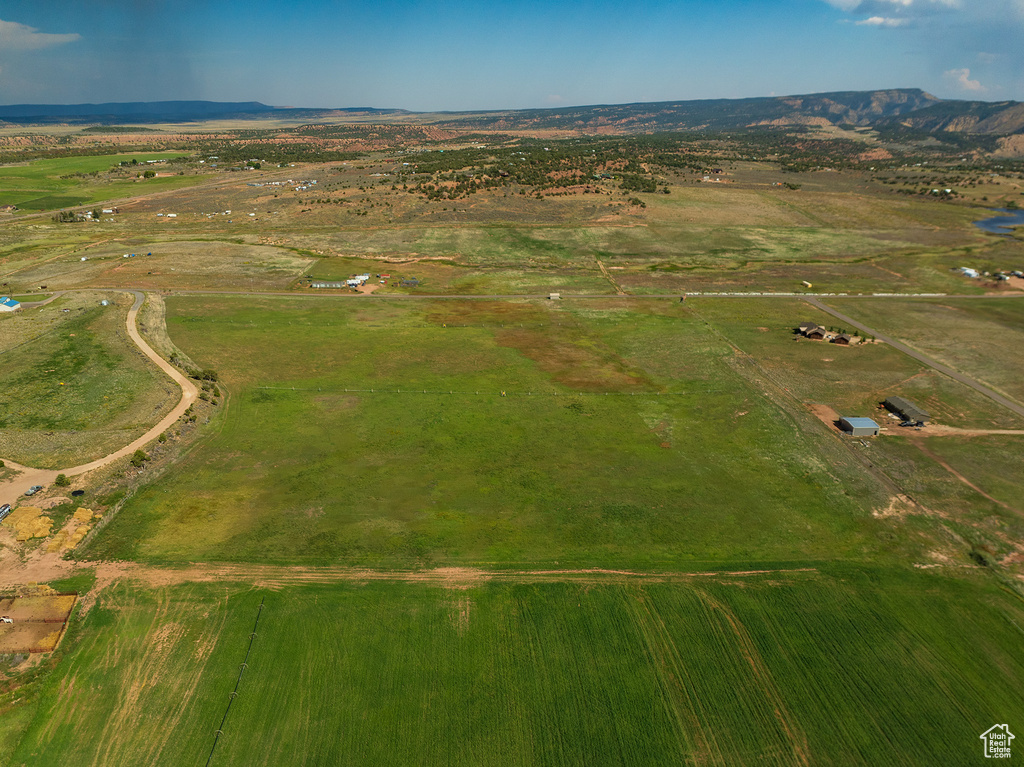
[883,396,930,425]
[832,333,855,345]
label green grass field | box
[82,295,917,568]
[0,291,178,467]
[0,152,195,211]
[5,569,1023,766]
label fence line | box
[206,597,264,767]
[179,320,574,329]
[252,386,721,397]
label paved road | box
[804,296,1024,420]
[0,290,198,507]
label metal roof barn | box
[884,397,930,425]
[839,417,879,436]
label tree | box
[130,449,149,468]
[54,473,71,487]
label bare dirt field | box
[0,593,77,653]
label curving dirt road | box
[0,290,198,507]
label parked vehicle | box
[24,485,43,496]
[0,503,11,521]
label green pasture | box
[866,435,1024,562]
[5,569,1023,766]
[84,295,919,567]
[0,292,178,467]
[0,152,194,211]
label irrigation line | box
[206,597,265,767]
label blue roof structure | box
[842,417,878,429]
[0,296,20,309]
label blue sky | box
[0,0,1021,109]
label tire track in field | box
[694,588,811,767]
[626,586,722,766]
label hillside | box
[0,90,1021,136]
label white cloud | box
[0,19,80,51]
[944,67,986,92]
[857,16,908,25]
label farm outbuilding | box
[883,397,930,425]
[839,417,879,437]
[0,297,21,313]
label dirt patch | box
[887,424,1024,438]
[873,494,917,519]
[0,593,77,653]
[807,403,842,431]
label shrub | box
[54,473,71,487]
[129,449,149,468]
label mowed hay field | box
[0,291,179,467]
[79,294,926,568]
[6,570,1024,766]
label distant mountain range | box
[1,90,1022,136]
[0,100,405,124]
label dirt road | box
[0,548,821,594]
[804,296,1024,420]
[0,290,198,507]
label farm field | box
[81,294,920,568]
[5,570,1024,766]
[0,291,179,468]
[2,125,1024,767]
[0,152,196,211]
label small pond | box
[973,208,1024,235]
